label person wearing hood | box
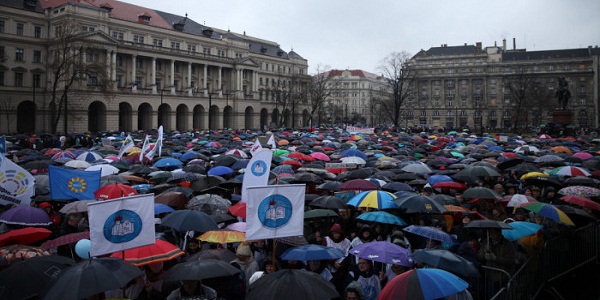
[345,281,365,300]
[231,242,259,291]
[323,223,351,296]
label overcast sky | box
[124,0,599,74]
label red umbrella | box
[338,178,379,191]
[110,239,184,266]
[40,231,90,250]
[280,159,303,167]
[560,195,600,212]
[432,181,468,190]
[0,227,52,247]
[287,152,315,161]
[94,183,138,200]
[228,202,246,218]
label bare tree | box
[377,51,415,128]
[306,65,342,127]
[47,17,111,133]
[506,67,546,132]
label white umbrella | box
[340,156,366,165]
[85,164,119,177]
[64,160,91,169]
[401,163,433,174]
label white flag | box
[241,149,272,203]
[267,134,277,149]
[250,138,263,156]
[88,194,155,257]
[0,155,35,206]
[117,134,134,159]
[157,125,164,157]
[139,135,150,163]
[246,184,305,240]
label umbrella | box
[207,165,236,176]
[189,175,227,192]
[64,159,91,169]
[304,209,338,219]
[161,209,219,232]
[356,211,407,226]
[514,145,541,154]
[76,151,102,162]
[461,187,503,199]
[558,185,600,197]
[393,193,447,213]
[109,239,184,266]
[154,203,175,215]
[152,157,183,170]
[224,149,248,158]
[163,258,240,282]
[228,201,246,218]
[43,257,144,300]
[309,195,347,209]
[185,249,237,262]
[155,191,188,209]
[85,164,119,177]
[0,244,52,267]
[520,203,575,226]
[347,190,398,209]
[40,232,90,250]
[559,195,600,211]
[432,181,468,191]
[0,227,52,247]
[534,155,564,164]
[197,230,245,244]
[315,181,342,191]
[0,206,53,226]
[504,194,537,207]
[427,174,454,185]
[410,249,479,277]
[310,152,330,161]
[0,255,75,300]
[339,178,379,191]
[455,165,501,178]
[549,166,591,177]
[464,219,513,229]
[349,241,412,266]
[382,182,414,192]
[187,194,231,215]
[280,244,344,261]
[225,221,246,232]
[166,172,201,183]
[247,269,339,300]
[402,225,457,244]
[378,268,468,300]
[501,221,543,241]
[94,183,138,200]
[401,163,433,174]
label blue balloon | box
[75,239,91,259]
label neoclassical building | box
[407,40,600,131]
[0,0,311,134]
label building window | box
[0,20,4,33]
[34,26,41,38]
[86,50,99,62]
[579,85,586,94]
[16,23,24,36]
[187,45,196,52]
[135,76,142,87]
[87,72,97,85]
[579,98,586,105]
[33,50,41,63]
[81,26,95,32]
[116,55,123,67]
[15,72,24,87]
[563,64,570,71]
[171,42,180,49]
[153,38,163,47]
[112,31,124,40]
[548,65,554,71]
[133,35,144,44]
[217,49,226,57]
[0,71,4,86]
[174,63,180,73]
[135,58,143,69]
[115,75,122,87]
[236,52,243,58]
[156,61,162,71]
[203,47,211,55]
[15,48,24,61]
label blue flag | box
[48,165,101,200]
[0,136,6,154]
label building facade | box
[408,40,600,132]
[323,69,389,127]
[0,0,311,134]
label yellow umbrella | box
[197,230,245,244]
[126,147,142,154]
[520,172,549,180]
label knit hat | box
[328,223,344,235]
[236,242,252,256]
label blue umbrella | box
[403,225,457,244]
[280,244,344,261]
[502,221,543,241]
[207,166,235,176]
[340,149,367,160]
[153,157,183,170]
[356,211,407,226]
[347,190,398,210]
[154,203,175,215]
[131,183,154,193]
[180,151,201,162]
[381,182,414,192]
[230,159,250,170]
[272,165,295,175]
[349,241,412,266]
[427,174,453,185]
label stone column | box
[170,60,175,94]
[203,64,208,96]
[218,66,222,96]
[151,57,157,94]
[131,54,137,91]
[187,62,192,96]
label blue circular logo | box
[258,194,293,229]
[103,209,143,243]
[250,160,268,177]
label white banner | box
[88,194,155,256]
[246,184,305,240]
[346,126,374,134]
[241,149,272,203]
[250,138,263,156]
[0,155,35,206]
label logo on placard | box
[103,209,142,243]
[67,177,86,193]
[257,194,292,229]
[0,168,31,196]
[250,160,268,177]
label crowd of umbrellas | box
[0,129,599,299]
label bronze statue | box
[556,77,571,110]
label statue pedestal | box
[552,110,573,126]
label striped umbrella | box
[347,190,398,210]
[378,268,468,300]
[548,166,591,177]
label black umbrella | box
[411,249,480,277]
[506,163,541,174]
[382,182,414,192]
[247,269,339,300]
[161,209,219,232]
[523,176,563,190]
[189,175,227,192]
[187,194,231,215]
[184,249,237,262]
[455,166,501,178]
[464,219,512,229]
[290,172,324,184]
[431,194,460,206]
[43,257,143,300]
[309,195,347,209]
[564,176,600,187]
[496,158,525,170]
[315,181,342,191]
[0,255,75,300]
[163,259,240,282]
[461,187,503,199]
[393,193,447,213]
[214,155,239,167]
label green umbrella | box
[273,149,290,157]
[304,209,338,219]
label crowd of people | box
[0,127,599,299]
